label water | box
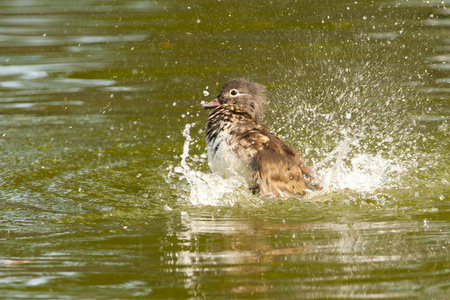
[1,0,449,299]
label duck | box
[202,78,321,198]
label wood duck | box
[203,78,321,198]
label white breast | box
[207,130,253,181]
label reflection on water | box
[162,210,449,298]
[0,0,449,299]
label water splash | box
[170,62,434,206]
[170,123,254,206]
[170,122,406,206]
[316,135,406,194]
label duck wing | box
[251,150,309,197]
[242,129,320,198]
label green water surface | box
[0,0,449,299]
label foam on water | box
[316,135,406,194]
[170,122,407,206]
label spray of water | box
[269,62,420,197]
[168,61,433,206]
[169,123,257,206]
[315,133,406,194]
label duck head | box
[203,78,268,122]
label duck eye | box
[230,89,238,96]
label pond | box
[0,0,449,299]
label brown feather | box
[252,150,308,198]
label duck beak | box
[202,97,221,109]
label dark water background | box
[0,0,449,299]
